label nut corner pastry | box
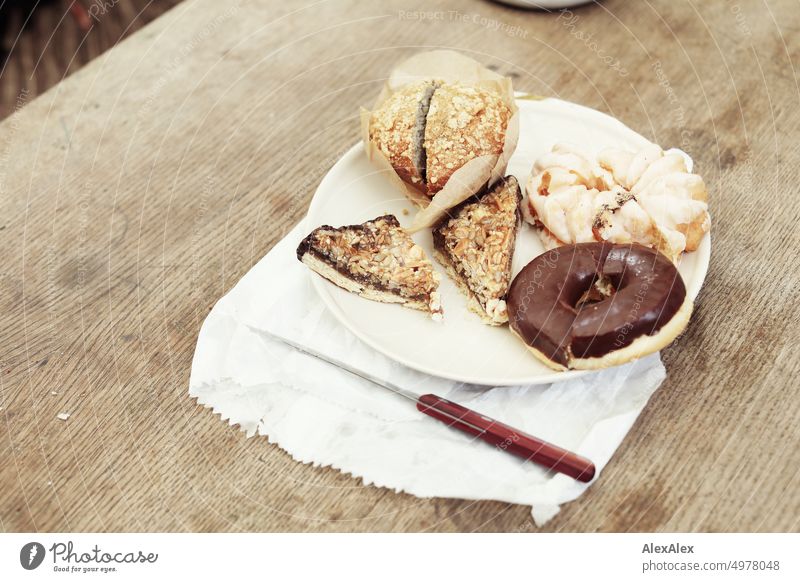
[432,175,521,325]
[297,215,442,320]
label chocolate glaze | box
[431,176,521,300]
[296,215,400,263]
[297,215,428,302]
[507,243,686,367]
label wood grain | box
[0,0,183,119]
[0,0,798,532]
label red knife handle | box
[416,394,596,483]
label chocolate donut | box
[507,243,692,370]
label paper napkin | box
[189,221,666,526]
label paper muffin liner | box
[361,50,520,232]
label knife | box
[262,329,596,483]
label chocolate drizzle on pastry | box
[507,242,687,368]
[297,215,442,319]
[432,176,521,325]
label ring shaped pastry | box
[507,242,692,370]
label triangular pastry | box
[297,215,442,319]
[432,176,521,325]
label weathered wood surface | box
[0,0,183,119]
[1,0,798,532]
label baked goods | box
[363,50,519,231]
[432,176,521,325]
[524,143,710,261]
[368,80,436,191]
[423,83,512,195]
[369,81,511,197]
[507,242,692,370]
[300,50,709,379]
[297,215,442,319]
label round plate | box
[306,97,711,386]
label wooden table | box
[1,0,798,533]
[0,0,183,119]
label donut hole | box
[575,275,616,309]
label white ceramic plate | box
[306,97,710,386]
